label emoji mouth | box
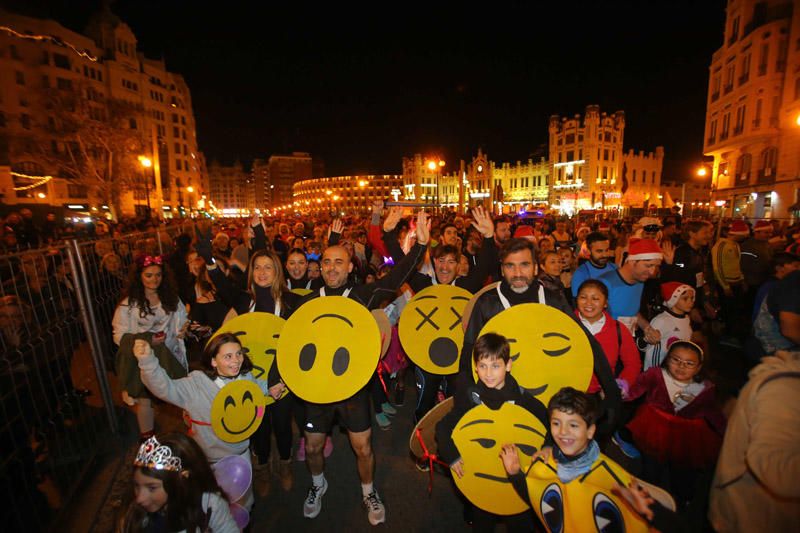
[221,405,262,435]
[473,472,511,484]
[523,384,549,397]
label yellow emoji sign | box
[452,402,547,515]
[398,285,472,375]
[475,304,593,404]
[211,380,266,443]
[212,312,287,404]
[526,454,661,533]
[277,296,380,404]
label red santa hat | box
[661,282,695,309]
[513,225,535,240]
[753,220,773,233]
[626,238,663,262]
[598,222,611,232]
[728,220,750,237]
[576,225,591,237]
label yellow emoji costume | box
[474,303,593,404]
[398,285,472,375]
[277,296,381,403]
[211,312,287,403]
[210,380,266,443]
[451,403,547,515]
[522,454,655,533]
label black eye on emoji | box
[415,306,439,331]
[542,332,571,357]
[471,438,496,449]
[298,343,351,376]
[299,343,316,371]
[592,493,623,533]
[540,483,564,533]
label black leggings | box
[252,393,294,462]
[414,367,458,423]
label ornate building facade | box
[703,0,800,219]
[291,175,403,215]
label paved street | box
[85,374,476,533]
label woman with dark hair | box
[197,225,301,497]
[119,432,236,533]
[185,256,230,366]
[134,332,267,511]
[285,248,312,290]
[113,254,189,441]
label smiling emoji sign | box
[211,380,266,443]
[452,402,547,515]
[211,312,287,404]
[475,304,593,404]
[277,296,380,404]
[398,285,472,375]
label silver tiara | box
[134,436,183,472]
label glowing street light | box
[138,155,153,215]
[37,192,46,199]
[697,167,707,177]
[186,186,194,193]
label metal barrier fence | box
[0,226,191,532]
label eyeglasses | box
[643,225,661,233]
[667,355,698,369]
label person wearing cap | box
[644,283,696,369]
[636,217,662,241]
[598,238,664,341]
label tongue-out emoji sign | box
[474,303,593,405]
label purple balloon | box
[229,502,250,529]
[213,455,252,502]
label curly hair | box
[124,261,180,318]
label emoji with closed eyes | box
[474,304,593,404]
[211,312,287,404]
[451,402,547,515]
[277,296,380,404]
[398,285,473,375]
[210,379,266,443]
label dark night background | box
[3,0,727,180]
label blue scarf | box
[553,440,600,483]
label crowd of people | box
[5,201,800,531]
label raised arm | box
[135,339,198,410]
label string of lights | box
[10,171,53,191]
[1,25,99,62]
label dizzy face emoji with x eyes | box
[452,402,547,515]
[211,380,266,443]
[475,303,593,405]
[277,296,381,404]
[398,285,472,375]
[211,312,287,404]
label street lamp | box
[426,158,445,212]
[138,156,153,217]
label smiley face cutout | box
[525,454,655,533]
[277,296,380,404]
[452,402,547,516]
[211,380,266,443]
[475,304,593,405]
[398,285,472,375]
[211,312,287,405]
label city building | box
[548,106,664,215]
[703,0,800,219]
[292,175,404,215]
[0,7,205,219]
[402,154,447,206]
[662,179,713,218]
[207,160,254,216]
[251,158,271,208]
[267,152,313,209]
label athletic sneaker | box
[363,490,386,525]
[303,479,328,519]
[323,435,334,458]
[612,431,641,459]
[375,412,392,430]
[381,402,397,416]
[415,457,430,472]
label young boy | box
[435,332,547,531]
[500,387,599,486]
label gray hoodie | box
[138,352,269,463]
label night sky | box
[6,0,727,180]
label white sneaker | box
[303,479,328,519]
[363,490,386,525]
